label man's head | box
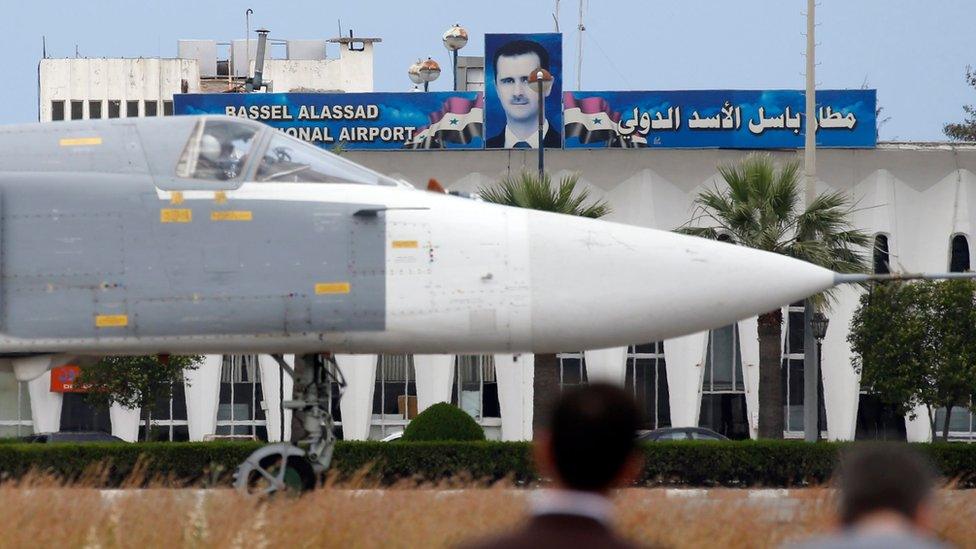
[492,39,553,124]
[535,383,642,493]
[836,443,937,528]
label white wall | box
[38,58,200,121]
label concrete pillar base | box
[335,354,377,440]
[495,353,534,441]
[183,355,222,441]
[258,355,295,442]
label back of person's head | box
[543,383,641,493]
[836,443,937,526]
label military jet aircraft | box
[0,115,946,492]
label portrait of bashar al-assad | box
[485,39,562,149]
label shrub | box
[401,402,485,442]
[1,440,975,488]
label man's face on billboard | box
[495,52,547,124]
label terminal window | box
[144,101,158,117]
[108,100,121,119]
[88,100,102,119]
[70,100,84,120]
[51,100,65,121]
[126,100,139,117]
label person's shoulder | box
[485,130,505,148]
[460,516,645,549]
[543,123,562,148]
[786,531,950,549]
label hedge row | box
[1,440,975,488]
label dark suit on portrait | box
[462,513,642,549]
[485,122,562,149]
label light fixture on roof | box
[442,23,468,91]
[417,57,441,92]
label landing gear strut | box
[234,354,345,495]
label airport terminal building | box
[2,34,975,444]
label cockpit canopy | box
[173,117,400,187]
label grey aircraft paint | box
[0,116,387,354]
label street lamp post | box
[807,311,829,442]
[528,68,553,176]
[442,23,468,91]
[418,57,441,92]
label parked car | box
[637,427,729,442]
[380,431,404,442]
[22,431,126,443]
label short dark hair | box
[836,443,937,526]
[548,383,641,492]
[492,39,550,76]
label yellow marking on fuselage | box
[59,137,102,147]
[214,191,228,204]
[95,314,128,328]
[160,209,192,223]
[392,240,419,249]
[211,210,253,221]
[170,191,184,205]
[315,282,351,295]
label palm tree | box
[479,171,610,434]
[478,171,610,218]
[680,153,869,439]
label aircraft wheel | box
[233,443,316,495]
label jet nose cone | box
[525,213,835,351]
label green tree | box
[849,280,976,441]
[680,153,870,438]
[479,170,610,434]
[478,171,610,218]
[77,355,203,441]
[944,66,976,141]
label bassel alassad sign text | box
[174,33,876,150]
[174,92,486,150]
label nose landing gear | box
[234,353,345,495]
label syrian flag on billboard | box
[406,94,484,149]
[564,95,620,145]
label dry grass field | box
[1,477,974,549]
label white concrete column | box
[12,355,56,382]
[110,403,141,442]
[258,355,295,442]
[27,370,62,433]
[821,286,862,441]
[183,354,222,441]
[583,347,628,386]
[494,353,534,441]
[335,354,377,440]
[414,354,455,413]
[663,332,708,427]
[906,405,933,442]
[738,317,760,440]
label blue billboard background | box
[174,92,484,150]
[563,89,876,148]
[484,32,563,149]
[175,88,877,150]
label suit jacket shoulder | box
[460,515,642,549]
[543,124,562,148]
[485,130,505,148]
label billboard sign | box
[484,32,563,149]
[175,92,484,150]
[175,88,876,151]
[50,365,87,393]
[563,89,876,149]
